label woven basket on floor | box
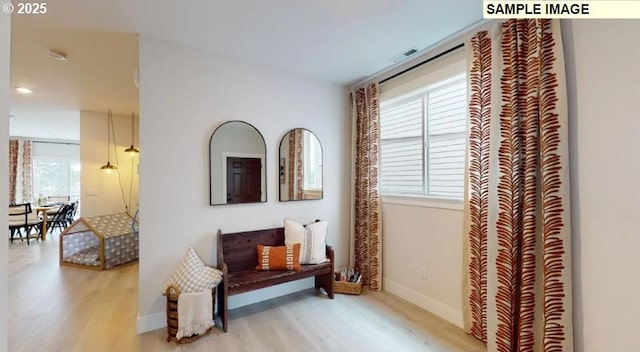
[166,285,216,344]
[334,272,362,295]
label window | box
[380,59,467,200]
[33,159,81,201]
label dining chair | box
[47,204,73,234]
[8,203,43,245]
[65,201,79,226]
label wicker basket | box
[166,285,216,344]
[334,272,362,295]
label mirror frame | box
[278,128,323,202]
[208,120,267,206]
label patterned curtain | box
[8,139,33,204]
[22,140,33,202]
[8,140,18,203]
[287,130,304,200]
[463,20,573,351]
[294,130,304,200]
[352,83,382,291]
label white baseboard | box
[383,278,464,328]
[137,311,166,334]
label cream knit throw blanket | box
[177,290,214,339]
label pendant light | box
[100,109,118,173]
[124,112,139,156]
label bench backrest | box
[218,227,285,272]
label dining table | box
[35,205,60,240]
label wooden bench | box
[216,226,335,332]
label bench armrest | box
[217,229,229,282]
[219,261,228,276]
[326,245,334,264]
[216,229,225,268]
[219,261,229,293]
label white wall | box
[138,37,351,332]
[0,12,9,352]
[562,19,640,351]
[382,203,465,327]
[379,46,468,328]
[80,110,139,217]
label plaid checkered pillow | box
[161,246,223,294]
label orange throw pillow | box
[256,244,301,271]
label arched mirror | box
[279,128,323,201]
[209,121,266,205]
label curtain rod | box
[379,43,465,85]
[33,140,80,146]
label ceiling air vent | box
[391,46,420,63]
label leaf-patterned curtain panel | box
[463,19,573,352]
[351,83,383,291]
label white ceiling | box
[9,0,482,140]
[9,108,80,141]
[9,12,138,141]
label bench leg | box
[315,273,334,299]
[218,283,228,332]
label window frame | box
[379,72,467,208]
[382,193,463,211]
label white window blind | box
[380,94,424,195]
[380,72,467,199]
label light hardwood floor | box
[8,234,486,352]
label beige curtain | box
[352,83,382,291]
[464,19,573,351]
[287,130,304,200]
[8,139,33,204]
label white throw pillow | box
[161,246,223,294]
[284,219,328,265]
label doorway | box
[7,14,140,351]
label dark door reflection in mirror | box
[279,128,323,201]
[209,121,266,205]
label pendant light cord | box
[110,112,130,215]
[128,113,136,213]
[128,157,134,214]
[107,109,113,163]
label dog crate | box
[60,212,139,270]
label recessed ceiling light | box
[15,87,33,94]
[48,49,67,61]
